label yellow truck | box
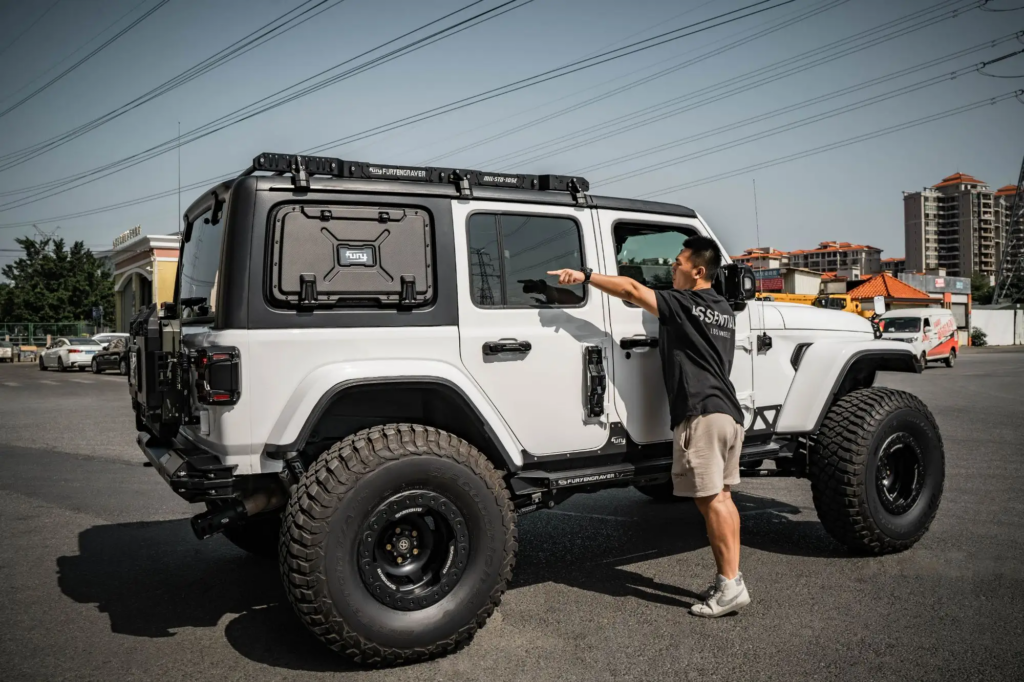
[755,293,817,305]
[812,294,873,318]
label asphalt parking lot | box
[1,348,1023,681]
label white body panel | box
[196,326,524,475]
[775,338,912,434]
[41,338,101,368]
[452,200,610,456]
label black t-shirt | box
[653,287,744,429]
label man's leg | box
[693,486,740,580]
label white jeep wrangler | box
[129,153,943,666]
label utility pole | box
[992,153,1024,305]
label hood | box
[769,303,874,333]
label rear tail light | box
[68,348,80,353]
[193,347,241,406]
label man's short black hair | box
[682,235,723,281]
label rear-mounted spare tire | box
[810,387,944,555]
[279,424,517,666]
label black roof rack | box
[241,152,591,204]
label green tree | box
[970,271,993,305]
[0,236,113,323]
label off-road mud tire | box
[810,388,944,555]
[279,424,517,667]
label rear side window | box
[467,213,585,308]
[179,208,224,320]
[268,204,433,309]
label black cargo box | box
[269,205,434,308]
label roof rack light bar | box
[247,152,590,200]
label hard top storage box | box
[270,204,434,308]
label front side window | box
[613,223,696,291]
[467,213,585,307]
[178,208,224,321]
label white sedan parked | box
[39,337,103,371]
[91,332,129,350]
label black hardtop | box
[183,153,697,224]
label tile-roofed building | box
[932,172,985,189]
[881,257,906,277]
[786,241,882,275]
[731,247,789,270]
[848,273,932,302]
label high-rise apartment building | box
[904,173,999,279]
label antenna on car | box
[752,179,772,354]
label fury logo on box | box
[337,245,376,267]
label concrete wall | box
[972,309,1022,346]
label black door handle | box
[619,336,659,350]
[483,340,532,355]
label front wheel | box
[119,358,129,376]
[810,388,944,555]
[280,424,517,666]
[39,357,46,371]
[91,359,101,374]
[945,349,956,368]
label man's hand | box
[547,268,659,317]
[547,269,585,285]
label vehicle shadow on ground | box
[56,518,355,672]
[510,490,852,609]
[55,491,852,672]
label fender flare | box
[262,360,523,470]
[775,341,919,435]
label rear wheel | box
[810,388,944,554]
[119,358,129,376]
[57,357,66,372]
[280,424,516,666]
[944,349,956,368]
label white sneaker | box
[690,573,750,618]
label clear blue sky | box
[0,0,1020,267]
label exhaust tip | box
[191,500,247,540]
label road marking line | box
[39,380,57,385]
[69,379,94,384]
[2,382,20,387]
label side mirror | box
[924,325,932,333]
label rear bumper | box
[136,433,239,502]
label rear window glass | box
[179,208,224,320]
[69,339,101,346]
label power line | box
[476,0,979,169]
[0,0,148,105]
[299,0,801,157]
[418,0,849,166]
[0,0,63,60]
[586,44,1024,186]
[636,90,1024,199]
[0,0,172,120]
[0,0,520,208]
[0,0,348,170]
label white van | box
[878,308,958,368]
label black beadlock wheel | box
[810,387,944,555]
[279,424,517,667]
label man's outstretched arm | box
[547,269,659,317]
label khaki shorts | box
[671,413,744,498]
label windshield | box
[69,339,101,346]
[881,317,921,333]
[178,207,224,321]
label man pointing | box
[548,235,749,617]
